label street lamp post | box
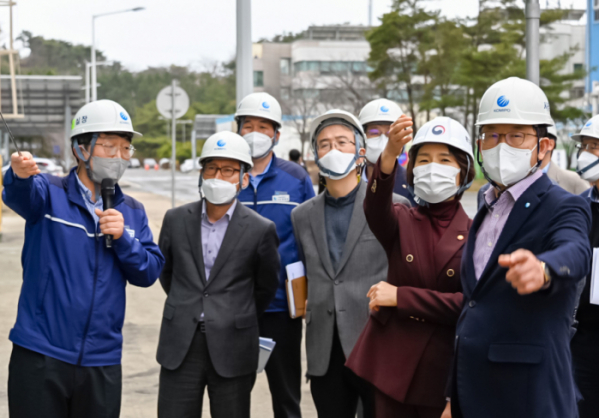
[525,0,541,86]
[236,0,253,105]
[91,7,145,102]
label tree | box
[366,0,437,130]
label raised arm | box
[2,152,48,223]
[364,115,413,250]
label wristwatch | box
[540,261,551,287]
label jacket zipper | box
[77,227,100,365]
[253,186,258,211]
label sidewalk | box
[0,189,316,418]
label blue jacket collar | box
[66,167,125,210]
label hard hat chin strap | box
[74,133,101,201]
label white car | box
[143,158,159,170]
[159,158,171,169]
[1,157,64,177]
[128,158,141,169]
[180,158,201,173]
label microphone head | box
[101,178,116,193]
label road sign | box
[156,85,190,120]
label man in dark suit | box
[570,114,599,418]
[445,77,591,418]
[156,131,280,418]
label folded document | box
[258,337,276,373]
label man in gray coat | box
[156,132,280,418]
[291,109,409,418]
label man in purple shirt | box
[444,77,591,418]
[157,131,280,418]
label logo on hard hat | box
[585,121,593,128]
[380,105,389,113]
[120,112,129,121]
[497,96,510,108]
[432,125,446,135]
[262,102,270,109]
[216,139,227,147]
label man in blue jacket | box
[444,78,591,418]
[237,92,315,418]
[2,99,165,418]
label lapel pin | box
[525,202,531,208]
[457,235,464,241]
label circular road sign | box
[156,85,190,119]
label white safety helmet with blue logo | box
[358,98,403,127]
[476,77,553,127]
[200,131,254,168]
[234,92,282,128]
[572,115,599,142]
[413,117,474,160]
[70,99,142,139]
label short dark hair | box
[406,144,475,200]
[289,149,301,162]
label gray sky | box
[0,0,588,72]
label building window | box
[280,58,291,75]
[253,71,264,87]
[574,63,583,72]
[281,87,290,100]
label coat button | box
[334,280,340,285]
[204,293,209,298]
[447,269,455,277]
[457,235,464,241]
[328,309,333,315]
[406,254,414,262]
[469,300,476,308]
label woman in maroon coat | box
[346,115,475,418]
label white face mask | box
[365,135,388,164]
[201,178,239,205]
[481,143,537,187]
[577,151,599,182]
[317,149,357,180]
[243,132,274,159]
[413,163,460,204]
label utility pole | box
[236,0,253,105]
[368,0,373,27]
[525,0,541,86]
[171,79,177,208]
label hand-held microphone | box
[101,179,116,248]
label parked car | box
[180,158,201,173]
[1,157,64,177]
[143,158,159,170]
[159,158,171,169]
[34,158,64,176]
[128,158,141,169]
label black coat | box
[156,199,280,377]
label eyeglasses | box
[479,131,538,148]
[576,143,599,152]
[366,128,390,137]
[203,165,240,179]
[94,142,136,159]
[317,138,356,152]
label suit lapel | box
[335,183,368,277]
[473,175,550,292]
[185,200,207,287]
[308,194,336,280]
[432,205,470,285]
[205,202,249,288]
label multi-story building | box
[587,0,599,114]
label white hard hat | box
[70,100,141,139]
[235,92,282,127]
[572,115,599,142]
[476,77,553,127]
[310,109,366,149]
[200,131,254,168]
[359,99,403,127]
[413,117,474,160]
